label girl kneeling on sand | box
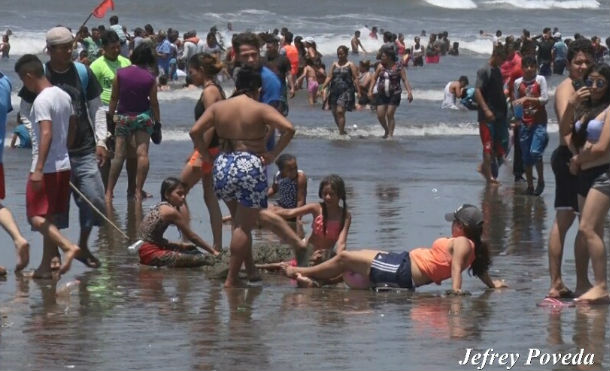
[138,177,220,267]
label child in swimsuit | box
[356,60,372,110]
[267,153,307,211]
[282,204,507,293]
[296,59,319,105]
[138,177,220,267]
[258,174,351,269]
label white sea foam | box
[156,87,235,101]
[422,0,478,9]
[483,0,600,8]
[6,32,47,56]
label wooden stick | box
[69,181,129,239]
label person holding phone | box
[547,38,594,299]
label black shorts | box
[578,164,610,197]
[376,93,401,106]
[358,95,370,106]
[369,251,414,289]
[551,145,578,211]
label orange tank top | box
[409,237,475,285]
[283,44,299,75]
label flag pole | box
[79,12,95,31]
[73,12,94,47]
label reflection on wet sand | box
[545,306,608,370]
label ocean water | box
[1,1,610,370]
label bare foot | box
[59,245,81,275]
[295,273,320,288]
[547,284,575,299]
[574,286,610,305]
[0,266,6,276]
[487,177,500,185]
[14,238,30,271]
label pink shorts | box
[308,80,319,95]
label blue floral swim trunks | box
[213,152,268,208]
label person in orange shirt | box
[282,204,506,294]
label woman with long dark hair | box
[180,53,225,252]
[137,177,219,267]
[368,46,413,138]
[282,204,505,292]
[321,45,360,135]
[566,63,610,303]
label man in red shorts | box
[475,45,507,184]
[15,54,80,279]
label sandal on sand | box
[76,254,102,269]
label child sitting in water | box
[10,113,32,149]
[268,154,307,211]
[283,204,506,293]
[259,174,351,268]
[138,177,220,267]
[158,75,171,91]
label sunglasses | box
[585,78,607,88]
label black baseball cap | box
[444,204,483,229]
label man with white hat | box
[19,26,108,269]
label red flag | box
[92,0,114,18]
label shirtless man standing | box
[351,31,367,55]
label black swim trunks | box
[369,251,414,289]
[551,145,578,211]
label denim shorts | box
[56,152,106,230]
[519,123,548,166]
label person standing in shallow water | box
[190,67,295,288]
[369,46,413,138]
[321,45,360,135]
[564,64,610,304]
[547,38,594,299]
[474,45,507,184]
[179,53,225,253]
[16,54,80,279]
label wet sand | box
[0,131,608,371]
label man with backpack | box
[19,26,107,269]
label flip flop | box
[75,254,102,269]
[537,297,575,309]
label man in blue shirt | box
[232,32,284,150]
[156,30,172,78]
